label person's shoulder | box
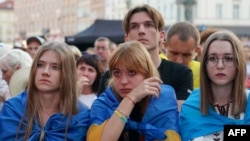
[160,84,175,91]
[97,87,113,100]
[185,88,200,102]
[159,84,176,98]
[190,88,200,95]
[1,91,27,115]
[4,90,27,106]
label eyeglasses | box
[205,55,235,67]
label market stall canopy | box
[65,19,125,51]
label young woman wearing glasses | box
[180,30,250,141]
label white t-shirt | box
[78,93,97,109]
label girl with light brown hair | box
[0,41,90,140]
[180,30,250,141]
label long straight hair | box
[17,41,78,140]
[200,30,247,116]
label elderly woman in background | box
[0,43,11,109]
[0,49,33,96]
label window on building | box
[233,4,240,19]
[216,4,222,19]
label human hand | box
[127,77,162,103]
[76,76,90,94]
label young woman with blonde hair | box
[88,40,180,141]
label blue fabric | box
[0,91,90,141]
[180,89,250,141]
[90,84,179,141]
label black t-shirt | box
[158,59,193,100]
[97,59,193,100]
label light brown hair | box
[200,27,219,44]
[200,30,247,116]
[18,41,78,140]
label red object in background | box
[246,79,250,88]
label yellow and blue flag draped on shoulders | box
[87,85,181,141]
[180,89,250,141]
[0,91,90,141]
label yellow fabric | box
[87,121,107,141]
[160,52,168,60]
[164,130,181,141]
[87,120,181,141]
[189,60,200,89]
[160,55,200,89]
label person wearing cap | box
[26,36,45,58]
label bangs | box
[110,50,147,75]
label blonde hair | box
[200,30,247,116]
[18,41,78,140]
[109,40,159,87]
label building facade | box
[0,0,14,45]
[13,0,250,43]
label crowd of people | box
[0,4,250,141]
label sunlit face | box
[206,40,236,86]
[166,35,198,67]
[35,50,61,93]
[76,62,97,86]
[125,12,164,51]
[27,41,41,58]
[1,68,14,84]
[94,40,111,63]
[112,62,146,98]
